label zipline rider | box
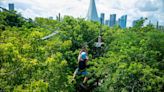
[73,47,89,85]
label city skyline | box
[0,0,164,27]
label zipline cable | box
[0,7,58,29]
[0,7,60,40]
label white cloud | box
[0,0,164,26]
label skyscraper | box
[86,0,99,22]
[109,14,116,27]
[49,16,53,20]
[100,13,105,24]
[156,21,159,29]
[118,15,127,28]
[105,20,109,26]
[9,3,14,11]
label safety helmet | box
[81,52,87,59]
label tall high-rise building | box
[109,14,116,27]
[86,0,99,22]
[118,15,127,28]
[49,16,53,20]
[156,21,159,29]
[158,25,164,30]
[105,20,109,26]
[9,3,14,11]
[100,13,105,24]
[56,13,61,21]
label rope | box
[87,37,98,44]
[80,36,98,48]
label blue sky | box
[0,0,164,27]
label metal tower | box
[86,0,99,22]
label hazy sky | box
[0,0,164,26]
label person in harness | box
[72,47,89,85]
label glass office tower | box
[118,15,127,28]
[109,14,116,27]
[9,3,14,11]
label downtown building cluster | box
[3,1,164,30]
[86,0,127,28]
[86,0,164,30]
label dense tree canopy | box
[0,10,164,92]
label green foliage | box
[13,80,48,92]
[0,10,26,27]
[93,25,164,92]
[0,10,164,92]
